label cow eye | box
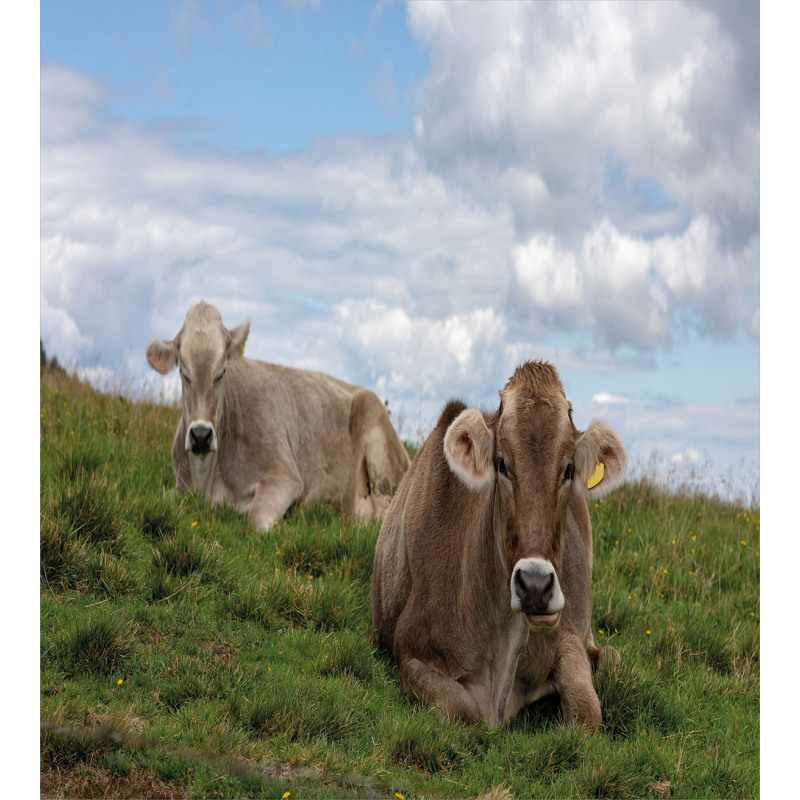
[214,368,226,382]
[563,463,574,483]
[497,457,508,477]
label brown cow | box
[147,301,410,529]
[371,360,626,728]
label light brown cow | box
[147,301,410,529]
[371,360,626,729]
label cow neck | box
[457,482,517,626]
[455,482,530,726]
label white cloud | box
[671,447,701,465]
[40,65,519,403]
[408,0,759,347]
[39,291,91,365]
[409,1,758,225]
[40,66,109,144]
[334,298,510,399]
[592,393,629,406]
[509,214,760,349]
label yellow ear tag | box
[237,341,245,357]
[587,461,604,490]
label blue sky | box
[38,0,760,501]
[41,0,427,153]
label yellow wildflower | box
[191,521,198,528]
[117,679,123,686]
[282,793,291,799]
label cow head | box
[146,301,250,458]
[443,361,626,633]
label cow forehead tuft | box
[185,301,223,327]
[181,303,227,349]
[503,360,565,400]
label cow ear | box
[443,408,494,491]
[146,338,178,374]
[227,319,250,359]
[574,420,627,498]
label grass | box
[40,367,760,798]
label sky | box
[37,0,761,502]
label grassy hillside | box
[40,369,759,799]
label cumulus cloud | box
[40,64,517,399]
[409,0,759,347]
[334,298,510,400]
[510,214,758,349]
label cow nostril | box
[541,571,554,604]
[514,569,527,600]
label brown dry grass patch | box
[40,765,190,800]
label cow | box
[371,360,627,729]
[146,301,410,529]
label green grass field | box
[40,368,759,799]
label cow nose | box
[514,568,555,613]
[189,424,214,453]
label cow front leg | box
[400,657,486,724]
[248,472,304,531]
[553,634,603,731]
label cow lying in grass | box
[371,360,626,728]
[147,301,410,530]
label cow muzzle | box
[510,558,565,632]
[185,421,217,454]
